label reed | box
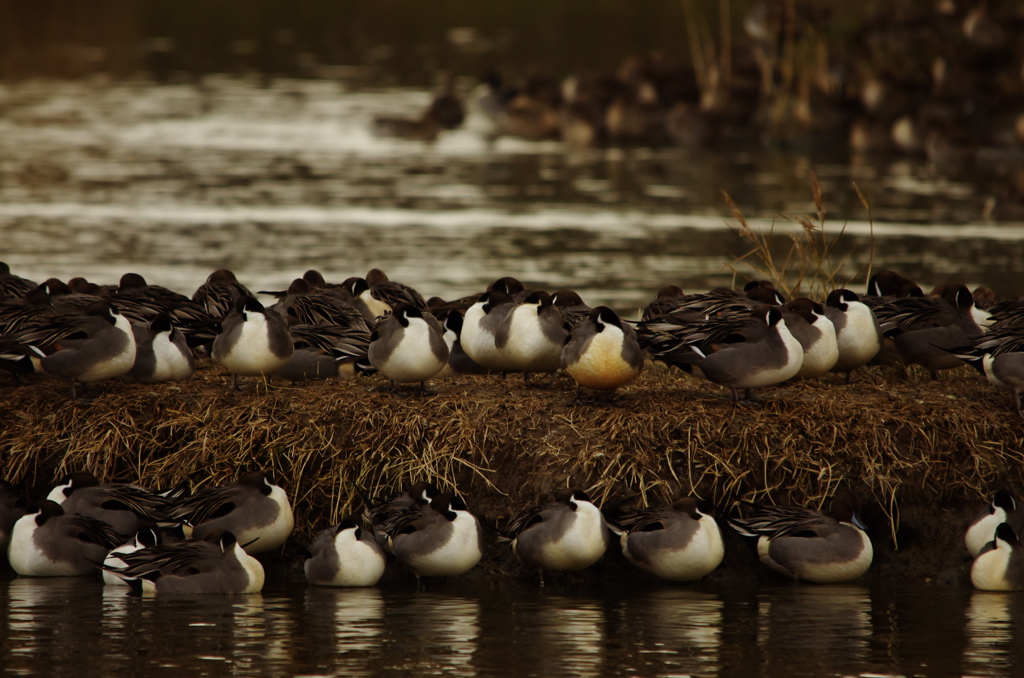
[1,360,1020,546]
[725,174,874,301]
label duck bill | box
[851,512,868,531]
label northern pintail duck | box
[823,289,883,380]
[39,301,137,399]
[614,497,724,581]
[102,525,184,586]
[435,310,490,378]
[0,262,38,299]
[642,282,784,320]
[0,480,27,563]
[0,341,44,385]
[875,283,991,378]
[211,295,293,389]
[638,305,804,401]
[460,289,518,372]
[955,326,1024,418]
[346,269,428,323]
[641,285,686,321]
[728,490,873,583]
[266,278,369,332]
[966,490,1021,558]
[128,313,194,384]
[105,529,264,594]
[550,290,592,330]
[191,269,253,320]
[363,481,441,548]
[863,270,924,303]
[373,77,465,141]
[502,489,610,584]
[971,523,1024,591]
[783,298,839,379]
[476,71,562,141]
[304,518,387,587]
[167,471,294,554]
[48,471,169,539]
[368,303,449,390]
[114,272,192,307]
[561,306,644,398]
[493,291,567,378]
[8,500,122,577]
[384,493,483,581]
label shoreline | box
[2,362,1022,585]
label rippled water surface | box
[4,575,1024,677]
[2,78,1024,311]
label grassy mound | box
[2,361,1020,554]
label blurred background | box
[2,0,1024,310]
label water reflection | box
[6,578,1024,677]
[756,585,872,677]
[531,596,605,678]
[962,592,1024,677]
[618,588,722,678]
[386,593,480,677]
[300,587,385,677]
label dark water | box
[2,78,1024,313]
[2,574,1023,677]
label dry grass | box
[725,174,874,301]
[2,359,1022,547]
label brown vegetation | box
[2,360,1021,556]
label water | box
[3,574,1022,677]
[2,77,1024,313]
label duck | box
[128,313,194,384]
[966,490,1020,558]
[8,500,122,577]
[728,489,873,584]
[47,471,170,539]
[166,471,294,554]
[191,269,253,320]
[103,526,163,586]
[550,290,592,330]
[38,301,137,399]
[105,529,264,594]
[363,481,441,548]
[614,497,724,581]
[459,289,518,372]
[435,310,490,378]
[955,326,1024,419]
[385,493,483,581]
[875,283,991,378]
[638,305,804,401]
[783,298,839,379]
[561,306,644,398]
[972,522,1024,592]
[493,291,568,378]
[501,489,610,584]
[0,341,45,385]
[641,284,686,321]
[345,269,428,323]
[1,480,27,563]
[267,278,369,331]
[368,303,449,390]
[211,295,293,389]
[113,272,192,307]
[0,261,38,299]
[823,289,883,380]
[304,518,387,588]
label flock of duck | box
[1,262,1023,416]
[1,472,1023,594]
[2,262,1024,594]
[373,1,1024,180]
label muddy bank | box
[1,362,1022,586]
